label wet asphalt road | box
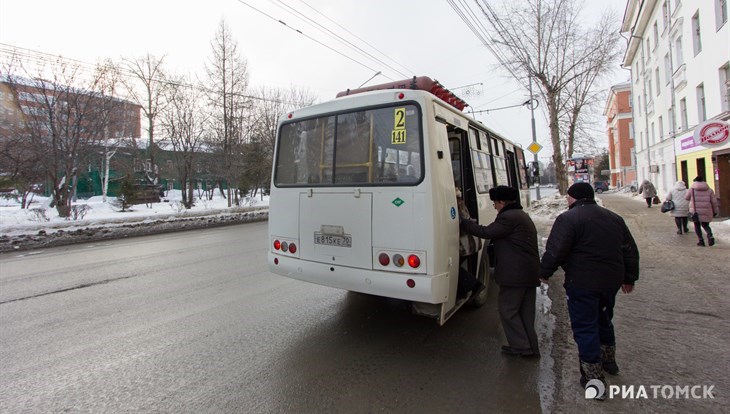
[0,221,542,413]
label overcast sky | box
[0,0,629,159]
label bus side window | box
[449,138,462,189]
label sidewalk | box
[544,194,729,413]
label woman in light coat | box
[665,181,690,234]
[638,179,657,208]
[685,176,720,246]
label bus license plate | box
[314,233,352,248]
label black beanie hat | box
[567,182,594,200]
[693,176,705,182]
[489,185,519,201]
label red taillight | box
[274,257,279,265]
[398,92,405,99]
[378,253,390,266]
[408,255,420,268]
[287,113,293,119]
[393,254,405,267]
[406,279,415,288]
[289,243,297,254]
[273,240,281,250]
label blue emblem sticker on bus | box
[450,206,456,220]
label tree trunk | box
[545,89,568,195]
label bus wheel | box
[468,254,490,307]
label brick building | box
[604,82,637,188]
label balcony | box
[673,64,687,92]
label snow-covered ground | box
[0,190,269,236]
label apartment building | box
[604,82,637,188]
[621,0,729,215]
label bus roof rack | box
[335,76,469,111]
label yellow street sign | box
[527,142,543,154]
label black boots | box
[708,236,715,246]
[601,344,619,375]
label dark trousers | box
[565,285,619,363]
[645,197,652,207]
[498,286,539,353]
[674,216,689,232]
[693,221,713,239]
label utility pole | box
[529,74,541,201]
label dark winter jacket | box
[539,199,639,290]
[460,203,540,287]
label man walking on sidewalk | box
[539,182,640,399]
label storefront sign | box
[681,136,698,150]
[693,120,729,146]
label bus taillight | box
[273,240,281,250]
[378,253,390,266]
[407,255,421,268]
[289,243,297,254]
[392,254,405,267]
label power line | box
[266,0,407,79]
[0,43,302,106]
[297,0,416,76]
[232,0,381,75]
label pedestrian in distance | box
[665,181,690,234]
[637,179,657,208]
[685,176,720,246]
[460,185,541,358]
[539,182,639,400]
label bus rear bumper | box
[268,253,450,304]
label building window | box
[675,37,684,67]
[640,131,644,150]
[646,78,653,99]
[664,54,672,84]
[658,116,664,141]
[696,84,706,122]
[720,63,730,112]
[680,98,688,130]
[655,68,661,96]
[637,95,642,116]
[668,107,675,133]
[717,0,728,30]
[651,122,656,145]
[692,12,702,56]
[653,22,659,49]
[663,1,670,28]
[629,121,634,139]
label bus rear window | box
[274,105,422,186]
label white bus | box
[268,76,530,325]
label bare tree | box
[476,0,621,193]
[4,59,120,217]
[205,19,250,206]
[160,76,208,209]
[247,86,317,198]
[120,53,168,185]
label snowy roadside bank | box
[0,207,268,253]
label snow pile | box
[0,190,269,252]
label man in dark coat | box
[540,182,639,399]
[460,185,541,357]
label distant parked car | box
[593,181,609,193]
